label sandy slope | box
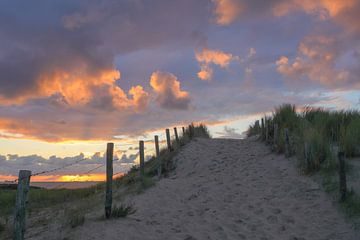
[61,138,358,239]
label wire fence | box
[6,124,195,238]
[2,126,188,188]
[51,163,106,189]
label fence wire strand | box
[52,163,106,189]
[4,126,189,187]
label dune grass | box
[0,185,101,217]
[248,104,360,219]
[65,208,86,228]
[0,123,210,234]
[110,204,136,218]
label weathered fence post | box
[105,143,114,219]
[13,170,31,240]
[261,118,265,140]
[174,127,179,145]
[265,118,269,143]
[154,135,161,179]
[338,151,347,201]
[139,140,145,177]
[254,120,260,131]
[165,128,172,151]
[188,124,194,139]
[182,127,185,135]
[304,141,310,170]
[284,128,290,158]
[273,123,278,148]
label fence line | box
[257,116,349,202]
[8,124,192,239]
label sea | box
[0,181,102,189]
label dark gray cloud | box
[0,0,209,103]
[118,153,138,164]
[0,153,101,176]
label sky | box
[1,0,360,182]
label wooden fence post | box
[304,141,310,170]
[254,120,260,133]
[284,128,290,158]
[273,123,278,148]
[139,140,145,177]
[188,125,194,139]
[154,135,161,179]
[174,127,179,145]
[261,118,265,140]
[13,170,31,240]
[265,118,269,143]
[182,127,185,135]
[166,128,172,151]
[105,142,113,219]
[338,151,347,201]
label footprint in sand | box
[254,208,264,215]
[271,208,282,214]
[184,235,197,240]
[267,215,278,224]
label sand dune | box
[57,138,357,240]
[18,137,357,239]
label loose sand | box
[36,138,359,239]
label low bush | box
[65,209,85,228]
[111,204,136,218]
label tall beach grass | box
[247,104,360,220]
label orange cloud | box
[197,65,214,81]
[39,68,121,105]
[195,48,238,80]
[150,71,191,110]
[0,116,120,142]
[276,35,350,87]
[212,0,244,25]
[211,1,360,35]
[273,0,360,34]
[0,65,150,113]
[273,0,356,18]
[129,85,150,112]
[195,48,235,67]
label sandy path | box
[68,138,357,240]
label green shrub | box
[247,120,261,137]
[65,209,85,228]
[111,204,136,218]
[0,190,16,216]
[300,128,332,173]
[341,190,360,218]
[273,104,299,132]
[0,222,5,233]
[340,118,360,157]
[248,104,360,173]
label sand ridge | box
[63,138,356,239]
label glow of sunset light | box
[58,174,106,182]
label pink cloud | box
[149,71,191,110]
[276,35,350,87]
[212,0,244,25]
[195,47,238,80]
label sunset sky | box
[1,0,360,182]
